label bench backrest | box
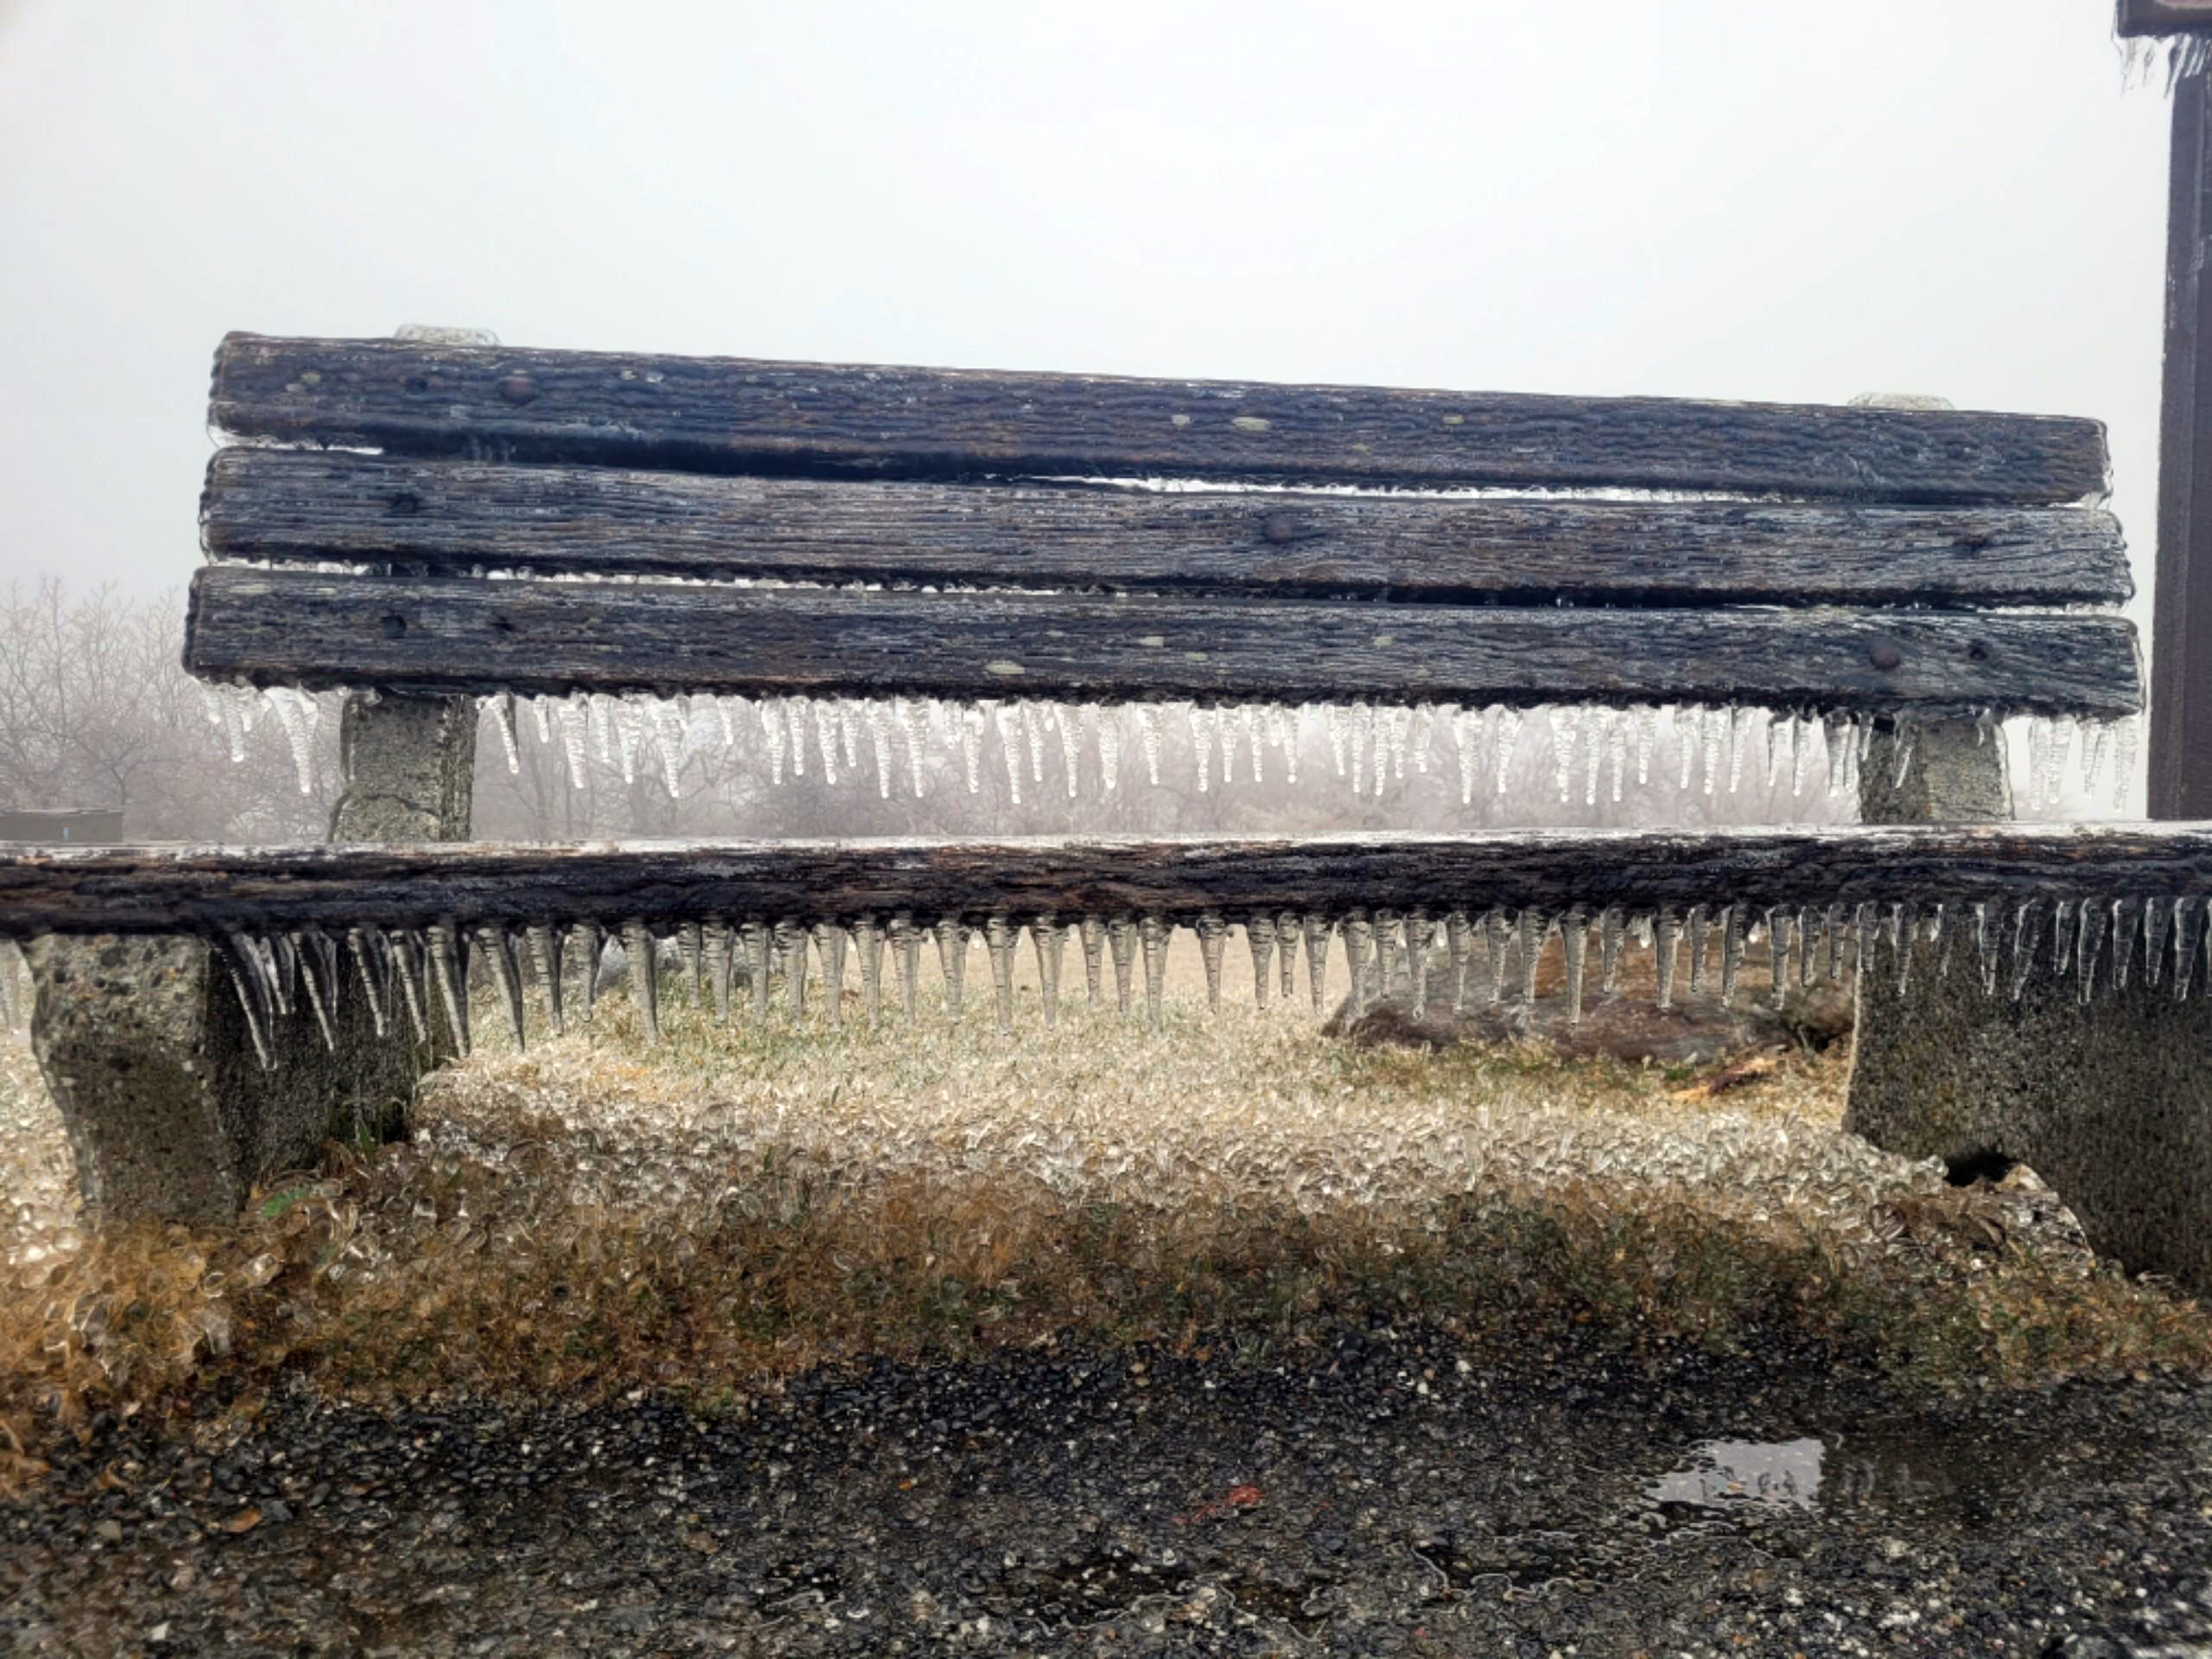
[187,334,2141,796]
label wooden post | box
[2155,63,2212,817]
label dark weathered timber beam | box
[181,567,2145,719]
[2120,0,2212,35]
[2153,67,2212,816]
[200,449,2135,609]
[2,827,2208,938]
[207,334,2111,506]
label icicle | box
[2111,899,2140,993]
[867,702,895,798]
[1190,705,1215,794]
[1623,704,1656,791]
[2174,898,2204,1000]
[774,919,809,1020]
[1585,708,1607,806]
[428,918,471,1057]
[1280,706,1300,785]
[1342,913,1375,1018]
[1486,915,1522,1008]
[759,701,787,785]
[1096,706,1122,794]
[1824,714,1850,798]
[1445,911,1472,1014]
[1890,902,1915,997]
[812,921,847,1026]
[486,692,521,776]
[607,696,644,785]
[1405,912,1433,1008]
[264,686,319,795]
[2145,896,2173,989]
[1302,913,1332,1017]
[1605,708,1626,803]
[555,693,590,787]
[959,704,986,794]
[1974,902,1999,997]
[620,919,659,1044]
[677,920,704,1005]
[565,921,601,1024]
[477,925,527,1052]
[1369,909,1398,1005]
[1702,707,1727,796]
[524,923,565,1035]
[853,916,883,1023]
[1247,914,1275,1008]
[1031,915,1065,1026]
[1654,909,1681,1010]
[1109,916,1138,1015]
[346,927,389,1039]
[1493,706,1522,796]
[1139,915,1171,1027]
[887,914,921,1021]
[1727,704,1752,793]
[290,931,337,1052]
[215,932,275,1070]
[2114,715,2140,811]
[743,920,772,1019]
[1889,721,1917,791]
[702,920,734,1024]
[1078,916,1107,1007]
[256,933,293,1018]
[1056,703,1081,798]
[925,918,964,1014]
[1765,711,1791,791]
[2075,899,2107,1004]
[2053,900,2078,976]
[895,698,928,798]
[1193,912,1230,1011]
[1326,703,1350,777]
[1686,905,1710,997]
[1516,908,1551,1012]
[1548,707,1578,803]
[995,702,1023,803]
[1675,705,1697,791]
[1796,907,1819,988]
[972,915,1014,1031]
[715,696,740,749]
[1824,903,1845,982]
[1239,705,1262,785]
[646,699,686,798]
[1219,705,1240,786]
[1599,906,1626,995]
[1717,906,1744,1008]
[784,698,810,780]
[1135,705,1163,786]
[2082,719,2111,798]
[1276,908,1300,1002]
[840,701,861,774]
[1410,703,1434,775]
[1560,908,1589,1027]
[1453,708,1479,806]
[1351,702,1371,798]
[1929,903,1955,982]
[1385,704,1411,784]
[801,701,835,787]
[2010,902,2044,1001]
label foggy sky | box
[0,0,2174,648]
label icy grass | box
[3,963,2209,1486]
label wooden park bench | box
[4,331,2209,1288]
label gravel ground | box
[5,1325,2210,1658]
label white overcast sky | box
[0,0,2178,632]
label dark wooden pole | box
[2154,63,2212,817]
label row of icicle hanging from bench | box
[198,683,2140,815]
[207,893,2212,1063]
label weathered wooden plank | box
[182,566,2145,719]
[2153,67,2212,817]
[3,826,2207,938]
[207,334,2112,506]
[2120,0,2212,36]
[200,449,2134,609]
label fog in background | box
[0,0,2175,836]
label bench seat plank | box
[209,334,2111,505]
[184,566,2145,719]
[3,826,2206,938]
[202,449,2134,609]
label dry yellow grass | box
[2,929,2207,1487]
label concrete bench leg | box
[27,692,476,1223]
[1847,722,2212,1292]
